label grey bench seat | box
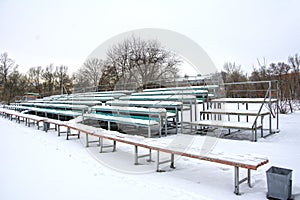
[200,109,270,116]
[83,113,159,138]
[189,120,262,142]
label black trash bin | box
[266,166,292,200]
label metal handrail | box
[221,80,278,86]
[252,81,272,129]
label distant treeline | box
[0,36,181,103]
[219,54,300,113]
[0,36,299,107]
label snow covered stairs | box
[189,97,277,142]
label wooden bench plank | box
[62,122,268,169]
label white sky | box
[0,0,299,75]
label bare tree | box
[288,54,300,99]
[27,66,43,94]
[54,65,72,94]
[104,35,181,90]
[0,52,19,102]
[74,58,104,91]
[42,64,55,96]
[98,64,118,91]
[222,62,248,97]
[6,69,28,103]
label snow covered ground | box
[0,111,300,200]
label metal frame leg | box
[175,107,178,134]
[134,146,138,165]
[57,125,61,136]
[234,166,252,195]
[112,141,116,152]
[66,128,71,140]
[248,169,252,187]
[170,154,175,169]
[156,151,175,172]
[164,117,168,136]
[261,116,264,137]
[148,126,151,138]
[86,134,89,147]
[100,138,103,152]
[234,166,240,195]
[135,146,152,165]
[147,149,153,162]
[108,121,111,130]
[156,151,160,172]
[100,138,116,153]
[86,134,101,147]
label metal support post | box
[57,125,61,136]
[234,166,239,194]
[112,141,116,152]
[86,134,89,147]
[276,81,279,130]
[99,138,116,153]
[135,146,152,165]
[148,125,151,138]
[170,154,175,169]
[156,151,175,172]
[261,116,264,137]
[164,115,168,136]
[246,103,249,122]
[175,107,179,134]
[194,99,197,121]
[134,145,138,165]
[156,151,160,172]
[247,169,252,187]
[180,104,183,133]
[108,121,111,131]
[269,81,272,134]
[234,166,252,195]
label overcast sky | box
[0,0,299,75]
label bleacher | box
[2,80,281,196]
[6,80,280,141]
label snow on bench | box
[119,95,201,104]
[190,120,262,130]
[0,108,45,129]
[10,105,83,118]
[210,97,278,103]
[73,92,125,98]
[91,105,173,116]
[84,113,159,126]
[48,100,102,106]
[106,100,188,133]
[106,100,185,109]
[83,113,159,138]
[70,96,114,102]
[131,89,208,96]
[189,120,262,142]
[143,85,218,92]
[43,116,84,139]
[58,122,268,195]
[91,105,177,136]
[201,109,270,116]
